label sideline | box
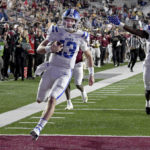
[0,62,143,128]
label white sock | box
[82,90,86,95]
[36,118,48,131]
[67,100,72,105]
[146,100,150,107]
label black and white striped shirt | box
[128,35,140,49]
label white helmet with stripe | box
[62,8,80,32]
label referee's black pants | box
[128,48,138,71]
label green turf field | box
[0,77,101,114]
[1,73,149,136]
[1,63,117,114]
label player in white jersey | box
[30,9,94,140]
[108,16,150,115]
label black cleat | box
[128,63,130,68]
[146,107,150,115]
[30,130,39,141]
[130,68,133,72]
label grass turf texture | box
[0,76,101,114]
[1,73,149,136]
[0,63,116,114]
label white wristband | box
[45,45,52,53]
[88,67,94,76]
[120,22,125,27]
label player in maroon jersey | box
[65,49,88,110]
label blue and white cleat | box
[30,127,40,141]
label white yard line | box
[104,86,125,90]
[99,89,122,91]
[59,105,88,107]
[19,122,55,124]
[55,108,144,111]
[5,127,33,130]
[72,102,96,103]
[54,112,74,114]
[31,116,65,119]
[94,91,118,94]
[71,108,144,111]
[0,62,143,128]
[82,99,102,101]
[88,94,144,96]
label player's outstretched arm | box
[123,25,149,39]
[108,16,149,39]
[37,40,63,54]
[84,50,95,86]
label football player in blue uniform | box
[30,9,95,140]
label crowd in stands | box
[0,0,148,81]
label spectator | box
[0,35,4,80]
[27,27,35,79]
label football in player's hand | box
[47,42,52,46]
[57,41,63,46]
[50,41,63,53]
[56,41,64,51]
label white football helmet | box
[62,8,80,32]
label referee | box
[127,26,140,72]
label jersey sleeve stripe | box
[81,32,85,38]
[55,26,58,32]
[85,32,89,40]
[52,25,55,32]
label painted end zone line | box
[0,62,143,128]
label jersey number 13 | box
[56,40,77,58]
